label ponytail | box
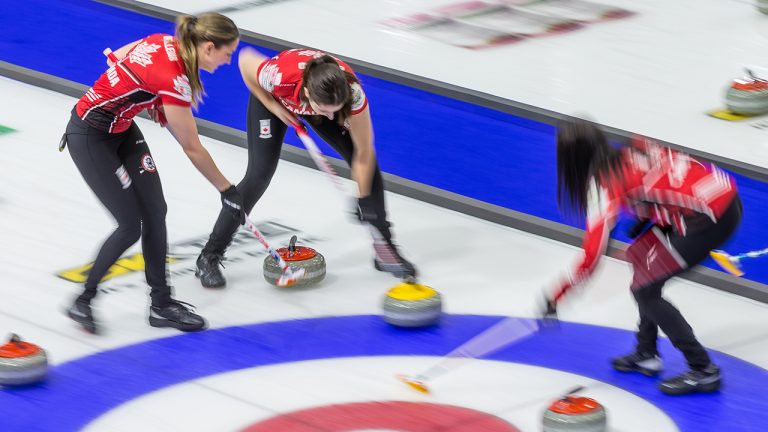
[175,13,239,108]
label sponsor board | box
[381,0,633,50]
[208,0,296,13]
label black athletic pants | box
[202,94,390,255]
[65,112,171,307]
[632,195,742,370]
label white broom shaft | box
[444,317,539,358]
[294,125,393,248]
[295,127,347,193]
[417,357,473,381]
[417,317,540,381]
[735,247,768,260]
[244,215,290,271]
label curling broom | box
[243,215,305,287]
[398,317,541,394]
[710,247,768,277]
[291,121,416,281]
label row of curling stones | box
[543,390,607,432]
[0,334,48,386]
[263,235,326,288]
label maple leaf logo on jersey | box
[129,42,161,67]
[259,64,282,92]
[172,75,192,101]
[163,35,178,61]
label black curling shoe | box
[196,251,226,288]
[149,300,207,332]
[659,364,721,395]
[612,351,663,377]
[67,299,98,335]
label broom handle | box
[243,215,290,272]
[734,247,768,260]
[415,317,540,381]
[292,122,392,244]
[291,121,413,278]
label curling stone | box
[0,334,48,386]
[263,235,325,287]
[758,0,768,14]
[381,281,442,327]
[724,76,768,115]
[542,395,607,432]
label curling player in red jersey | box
[542,118,741,395]
[63,13,244,334]
[195,47,417,288]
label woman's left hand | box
[147,107,167,126]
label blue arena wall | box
[1,0,766,284]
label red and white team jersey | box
[554,138,738,299]
[256,49,368,116]
[75,34,192,133]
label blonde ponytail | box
[175,13,239,108]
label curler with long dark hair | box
[299,55,360,124]
[556,118,623,218]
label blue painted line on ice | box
[0,315,765,431]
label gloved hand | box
[221,185,245,225]
[353,195,378,224]
[627,218,652,239]
[538,295,559,329]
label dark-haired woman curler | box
[543,118,741,395]
[196,47,417,288]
